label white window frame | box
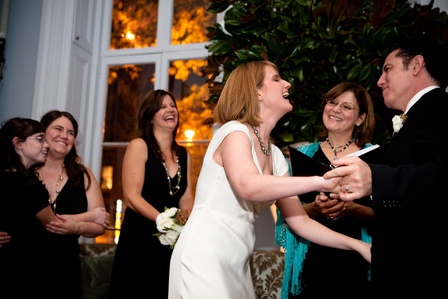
[32,0,222,178]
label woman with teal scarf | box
[276,82,376,299]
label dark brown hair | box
[40,110,91,189]
[138,89,182,161]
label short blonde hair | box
[213,61,278,127]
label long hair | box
[318,82,375,147]
[213,61,278,127]
[0,117,45,175]
[137,89,182,161]
[40,110,91,189]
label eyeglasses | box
[28,135,46,143]
[325,98,359,111]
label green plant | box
[203,0,448,147]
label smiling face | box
[257,65,292,119]
[153,94,179,133]
[14,132,49,169]
[45,116,76,159]
[323,91,365,135]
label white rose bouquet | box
[154,206,186,249]
[392,114,407,133]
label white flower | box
[392,114,407,133]
[164,207,178,218]
[154,206,186,249]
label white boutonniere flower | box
[392,114,407,133]
[154,207,186,249]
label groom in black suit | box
[324,36,448,297]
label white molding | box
[75,0,104,175]
[0,0,10,36]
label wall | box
[0,0,42,122]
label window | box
[96,0,217,243]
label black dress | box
[109,143,188,299]
[32,173,88,299]
[291,147,372,299]
[0,172,49,296]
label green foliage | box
[203,0,448,147]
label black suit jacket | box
[368,88,448,297]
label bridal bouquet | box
[154,207,185,249]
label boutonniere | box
[154,207,187,249]
[392,114,407,133]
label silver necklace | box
[161,156,182,196]
[252,126,272,156]
[326,137,354,160]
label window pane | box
[110,0,159,50]
[171,0,217,45]
[169,59,213,141]
[104,64,156,142]
[97,146,126,244]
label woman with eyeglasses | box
[0,117,83,295]
[276,82,376,299]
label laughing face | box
[257,65,292,119]
[154,94,179,132]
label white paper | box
[345,144,380,157]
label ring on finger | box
[345,184,349,192]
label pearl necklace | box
[36,164,65,212]
[161,156,182,196]
[326,137,354,160]
[252,126,272,156]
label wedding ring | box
[345,184,349,192]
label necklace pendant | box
[326,137,354,160]
[162,156,182,197]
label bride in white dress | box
[168,61,371,299]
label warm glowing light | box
[114,199,122,244]
[185,129,195,141]
[125,31,135,41]
[101,166,113,190]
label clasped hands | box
[312,192,346,220]
[323,156,372,201]
[46,207,111,235]
[0,231,11,247]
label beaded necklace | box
[252,126,272,156]
[326,137,354,160]
[36,164,65,212]
[162,156,182,196]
